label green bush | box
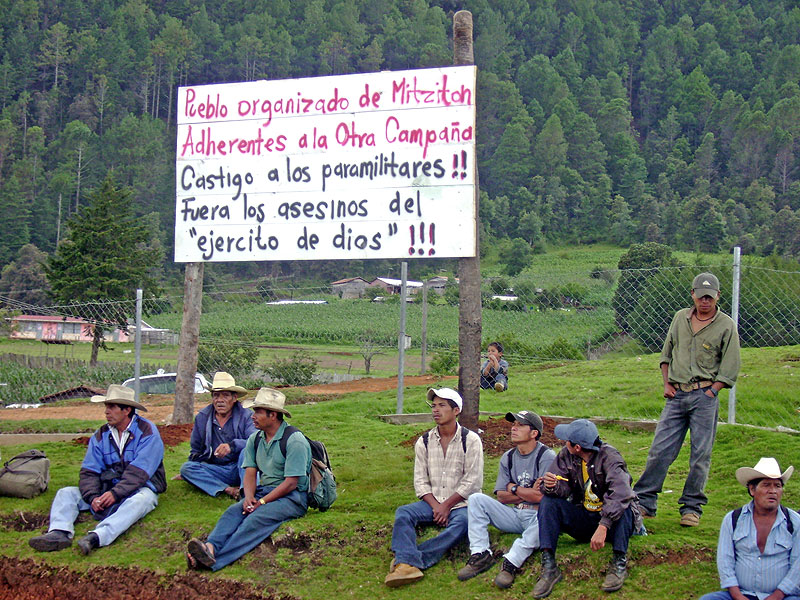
[536,337,585,360]
[264,351,319,386]
[197,340,258,377]
[428,351,458,375]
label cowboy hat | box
[205,371,247,397]
[242,387,291,418]
[735,457,794,486]
[91,384,147,411]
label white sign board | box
[175,66,477,262]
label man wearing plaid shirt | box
[384,387,484,587]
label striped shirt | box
[413,424,483,509]
[717,502,800,599]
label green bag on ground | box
[0,449,50,499]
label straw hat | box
[205,372,247,397]
[735,457,794,486]
[91,384,147,411]
[242,387,291,417]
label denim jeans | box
[467,492,539,568]
[699,591,800,600]
[480,373,508,390]
[179,451,248,496]
[47,485,158,547]
[538,496,634,554]
[391,500,468,570]
[633,389,719,516]
[205,485,307,571]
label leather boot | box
[601,550,628,592]
[532,550,562,598]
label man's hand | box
[214,443,231,458]
[763,590,786,600]
[90,491,116,512]
[242,495,258,514]
[432,501,451,526]
[590,524,608,550]
[543,472,559,488]
[663,382,676,398]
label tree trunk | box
[173,262,204,424]
[90,325,101,367]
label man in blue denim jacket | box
[700,458,799,600]
[176,372,254,499]
[29,385,166,555]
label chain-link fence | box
[2,251,798,429]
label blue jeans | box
[699,592,800,600]
[467,492,539,568]
[205,485,307,571]
[538,496,634,554]
[480,373,508,390]
[180,451,248,496]
[47,485,158,547]
[391,500,468,569]
[633,389,719,516]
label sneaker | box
[384,562,423,587]
[600,551,627,592]
[493,558,521,589]
[457,550,494,581]
[494,382,505,392]
[29,530,72,552]
[532,551,562,599]
[680,512,700,527]
[77,532,100,555]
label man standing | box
[384,388,484,587]
[634,272,741,527]
[29,385,166,555]
[533,419,638,598]
[700,457,799,600]
[176,372,254,499]
[457,410,555,588]
[186,387,311,571]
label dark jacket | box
[188,401,255,463]
[542,442,636,529]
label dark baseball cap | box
[505,410,543,434]
[553,419,601,451]
[692,272,720,298]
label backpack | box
[730,505,795,558]
[0,449,50,499]
[422,426,470,452]
[256,426,337,511]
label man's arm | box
[715,321,741,388]
[661,362,676,398]
[109,424,165,502]
[78,431,106,504]
[187,411,207,460]
[772,511,800,600]
[454,432,484,501]
[413,436,433,499]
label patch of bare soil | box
[302,374,456,395]
[0,557,296,600]
[402,415,561,457]
[73,423,194,448]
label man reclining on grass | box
[186,387,311,571]
[29,385,166,555]
[174,371,254,500]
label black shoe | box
[493,558,521,588]
[457,550,495,581]
[601,551,628,592]
[29,530,72,552]
[532,550,562,599]
[77,532,100,555]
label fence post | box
[397,261,408,414]
[728,246,741,424]
[421,280,428,375]
[134,288,143,402]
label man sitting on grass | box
[384,387,484,587]
[533,419,640,598]
[29,385,166,555]
[700,457,799,600]
[186,387,311,572]
[175,371,254,500]
[457,410,555,589]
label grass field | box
[1,346,798,599]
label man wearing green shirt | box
[634,272,740,527]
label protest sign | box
[175,66,477,262]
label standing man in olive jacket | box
[634,272,740,527]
